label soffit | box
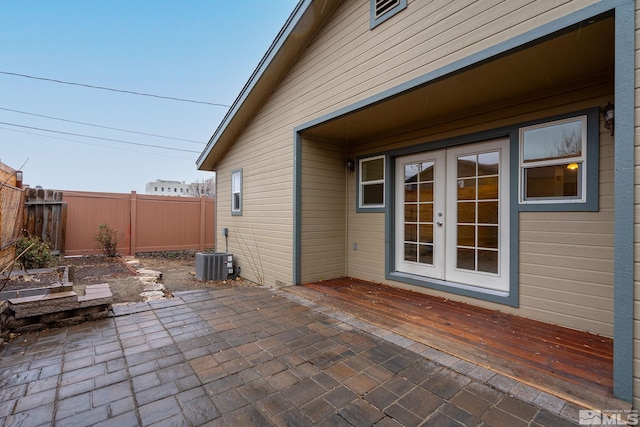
[301,16,615,143]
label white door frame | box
[394,138,510,293]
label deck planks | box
[285,277,619,409]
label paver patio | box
[0,286,583,426]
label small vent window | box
[370,0,406,29]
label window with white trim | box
[231,169,242,215]
[519,116,587,204]
[359,156,385,209]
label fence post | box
[199,197,205,251]
[130,191,137,256]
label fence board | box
[62,191,215,256]
[23,188,66,255]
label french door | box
[394,139,510,293]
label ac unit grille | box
[195,252,232,281]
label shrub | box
[95,223,119,257]
[16,236,55,270]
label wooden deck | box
[285,277,623,409]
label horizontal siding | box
[300,138,346,283]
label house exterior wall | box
[207,0,635,405]
[216,0,613,300]
[214,113,295,286]
[346,90,615,338]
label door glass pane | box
[419,224,433,243]
[457,179,476,200]
[405,204,417,222]
[457,248,475,270]
[457,202,475,224]
[405,163,420,182]
[404,243,417,262]
[478,250,498,273]
[457,155,476,178]
[478,177,498,200]
[405,224,417,242]
[457,225,475,246]
[478,226,498,249]
[419,162,434,181]
[418,245,433,264]
[478,152,499,175]
[418,203,433,223]
[477,201,498,224]
[419,182,434,202]
[405,183,418,202]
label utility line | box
[0,106,206,144]
[0,71,232,108]
[0,126,196,161]
[0,121,200,153]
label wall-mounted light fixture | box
[602,102,614,136]
[346,159,355,173]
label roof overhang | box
[299,14,614,143]
[197,0,343,171]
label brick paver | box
[0,286,585,426]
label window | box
[519,116,587,204]
[359,156,385,210]
[231,169,242,215]
[370,0,407,29]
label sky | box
[0,1,299,193]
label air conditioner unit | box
[195,252,233,281]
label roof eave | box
[198,0,341,171]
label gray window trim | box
[516,108,599,212]
[370,0,407,29]
[231,169,243,216]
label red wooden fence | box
[63,191,215,256]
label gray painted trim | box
[292,0,632,402]
[370,0,407,29]
[293,132,302,285]
[613,0,634,404]
[231,169,243,216]
[515,108,600,212]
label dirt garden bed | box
[2,252,256,305]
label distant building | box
[145,178,215,198]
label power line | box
[0,71,232,108]
[0,106,205,144]
[0,121,200,153]
[0,126,196,161]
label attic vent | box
[375,0,400,19]
[195,252,233,281]
[370,0,407,29]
